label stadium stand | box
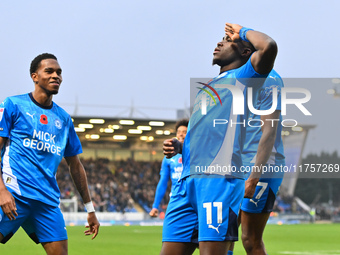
[57,157,340,224]
[57,158,169,214]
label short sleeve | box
[0,98,16,138]
[64,117,82,157]
[236,54,269,87]
[260,77,283,111]
[160,156,171,177]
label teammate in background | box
[149,119,189,217]
[228,71,285,255]
[161,23,278,255]
[0,53,100,254]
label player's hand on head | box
[0,189,18,220]
[149,208,159,217]
[225,23,243,42]
[84,212,100,240]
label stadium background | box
[56,110,340,224]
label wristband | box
[239,27,254,42]
[84,201,95,213]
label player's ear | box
[31,73,38,84]
[241,47,252,58]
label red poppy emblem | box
[178,157,182,164]
[40,114,48,124]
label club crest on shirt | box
[264,85,280,96]
[6,177,11,184]
[55,119,62,129]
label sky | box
[0,0,339,156]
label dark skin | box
[229,209,270,255]
[244,110,280,199]
[214,23,277,75]
[0,59,99,254]
[229,110,280,255]
[31,59,63,106]
[161,23,278,255]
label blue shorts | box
[162,175,245,242]
[241,177,282,213]
[0,192,67,244]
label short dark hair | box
[175,119,189,131]
[30,53,57,75]
[241,41,256,54]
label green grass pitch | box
[1,224,339,254]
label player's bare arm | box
[0,137,18,221]
[244,110,280,198]
[225,22,277,74]
[65,155,100,239]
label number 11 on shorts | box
[203,202,223,224]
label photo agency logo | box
[196,81,223,114]
[194,78,312,128]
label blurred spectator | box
[57,158,164,213]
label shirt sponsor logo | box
[172,166,183,180]
[23,129,61,156]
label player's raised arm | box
[225,23,278,74]
[65,155,100,240]
[0,137,18,221]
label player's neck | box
[219,59,246,74]
[31,90,53,107]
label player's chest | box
[14,105,67,140]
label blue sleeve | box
[152,157,171,209]
[0,98,16,138]
[236,54,269,87]
[260,77,283,111]
[64,117,83,157]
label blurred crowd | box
[273,193,304,214]
[57,158,167,213]
[57,158,340,220]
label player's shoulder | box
[234,54,269,80]
[263,69,283,88]
[5,93,29,103]
[162,154,182,164]
[162,155,172,164]
[52,102,72,121]
[1,93,29,108]
[268,69,282,79]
